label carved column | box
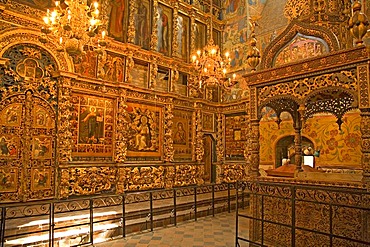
[249,119,260,177]
[294,107,304,172]
[190,10,196,54]
[125,51,135,83]
[115,89,128,163]
[164,100,174,162]
[150,0,159,51]
[172,2,180,57]
[127,0,137,44]
[57,77,73,199]
[193,103,204,162]
[216,113,224,163]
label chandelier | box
[191,0,237,90]
[40,0,107,57]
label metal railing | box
[236,181,370,247]
[0,182,241,247]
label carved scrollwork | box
[216,113,224,162]
[222,164,247,182]
[175,164,204,186]
[115,89,128,163]
[150,0,159,51]
[194,109,204,162]
[164,102,174,162]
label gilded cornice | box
[244,46,369,88]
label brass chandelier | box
[191,0,236,90]
[40,0,107,57]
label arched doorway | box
[275,135,314,168]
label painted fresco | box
[259,110,362,168]
[156,4,172,56]
[134,0,150,49]
[74,49,98,78]
[0,104,22,127]
[173,110,192,160]
[98,52,125,82]
[71,95,114,157]
[126,103,162,158]
[274,34,329,66]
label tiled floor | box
[94,210,250,247]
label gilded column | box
[195,106,204,162]
[164,100,174,162]
[22,90,33,201]
[294,107,304,172]
[150,0,159,51]
[57,77,73,199]
[127,0,137,44]
[248,87,259,177]
[190,10,196,55]
[172,2,179,57]
[125,51,135,83]
[216,113,224,162]
[115,89,128,163]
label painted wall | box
[259,109,361,169]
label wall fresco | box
[259,109,362,168]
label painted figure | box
[135,1,149,48]
[80,106,104,143]
[157,5,169,55]
[109,0,125,40]
[135,116,150,150]
[174,122,186,145]
[0,137,9,155]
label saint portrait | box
[79,105,105,144]
[31,168,51,190]
[108,0,126,41]
[156,4,172,56]
[135,0,150,49]
[174,122,187,145]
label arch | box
[0,28,72,72]
[261,20,340,69]
[258,96,300,122]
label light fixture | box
[191,0,237,90]
[40,0,107,57]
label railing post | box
[150,192,154,231]
[228,183,231,213]
[0,207,5,247]
[89,199,94,245]
[50,203,54,247]
[173,188,177,226]
[212,184,215,217]
[122,194,126,238]
[194,186,197,221]
[235,182,239,247]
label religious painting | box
[225,114,248,159]
[156,4,173,56]
[202,112,214,132]
[16,58,44,80]
[33,105,54,128]
[0,103,22,127]
[126,103,162,158]
[14,0,54,9]
[177,14,190,60]
[31,167,51,191]
[134,0,150,49]
[212,29,221,48]
[108,0,128,42]
[0,168,17,192]
[71,94,114,157]
[274,34,329,67]
[194,21,207,52]
[0,135,19,159]
[173,109,192,160]
[98,52,124,83]
[32,136,52,159]
[130,61,149,88]
[74,47,98,78]
[173,73,188,96]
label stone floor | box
[93,210,250,247]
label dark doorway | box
[203,134,216,183]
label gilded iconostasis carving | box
[0,0,369,202]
